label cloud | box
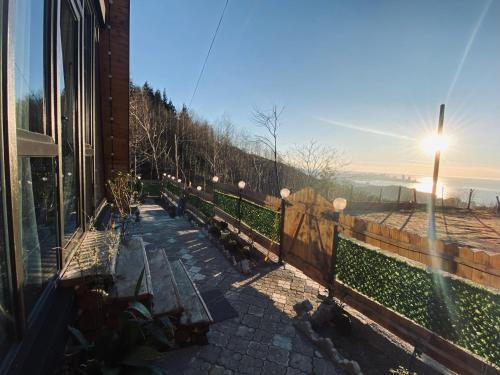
[315,117,415,141]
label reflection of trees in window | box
[14,0,47,133]
[18,158,58,314]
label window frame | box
[1,0,102,345]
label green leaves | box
[214,191,280,241]
[336,237,500,366]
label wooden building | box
[0,0,130,373]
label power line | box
[188,0,229,107]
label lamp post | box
[237,180,246,232]
[278,188,290,264]
[212,176,219,217]
[328,197,347,299]
[429,104,445,240]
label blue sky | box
[131,0,500,180]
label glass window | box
[14,0,47,134]
[84,5,94,145]
[85,156,94,220]
[59,0,79,239]
[0,0,14,360]
[18,157,58,315]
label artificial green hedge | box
[336,236,500,366]
[188,194,214,218]
[164,181,182,197]
[214,191,280,242]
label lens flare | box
[419,134,449,155]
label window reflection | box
[18,157,58,314]
[14,0,47,134]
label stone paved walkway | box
[134,203,341,375]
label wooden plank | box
[60,230,119,287]
[148,248,183,317]
[110,237,153,300]
[170,260,212,326]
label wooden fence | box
[338,214,500,289]
[162,183,499,374]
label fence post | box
[278,198,286,264]
[467,189,473,210]
[396,186,402,208]
[328,215,340,299]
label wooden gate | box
[282,187,335,285]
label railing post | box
[278,198,286,264]
[328,213,340,299]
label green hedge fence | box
[214,191,280,242]
[336,236,500,366]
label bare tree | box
[130,88,170,179]
[252,105,284,195]
[287,140,347,199]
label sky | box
[131,0,500,181]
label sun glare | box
[415,177,445,198]
[419,134,449,155]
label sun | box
[419,134,450,155]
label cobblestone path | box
[135,203,340,375]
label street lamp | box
[197,186,202,191]
[212,176,219,217]
[329,197,347,299]
[177,178,181,183]
[237,180,246,232]
[278,188,291,263]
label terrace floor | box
[133,201,341,375]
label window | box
[0,0,14,360]
[84,4,94,146]
[18,157,58,314]
[14,0,48,135]
[59,0,79,239]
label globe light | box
[171,176,175,180]
[197,186,202,191]
[177,179,181,183]
[137,175,142,180]
[167,174,171,178]
[163,172,167,177]
[212,176,219,183]
[280,188,290,199]
[238,180,246,190]
[333,197,347,211]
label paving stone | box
[198,345,222,363]
[235,325,255,339]
[313,357,338,375]
[289,353,313,373]
[238,354,264,374]
[285,368,307,375]
[253,329,274,345]
[292,336,314,357]
[207,329,229,347]
[242,314,261,329]
[267,346,289,366]
[248,305,264,317]
[261,360,287,375]
[246,341,269,360]
[208,365,233,375]
[217,350,242,369]
[228,336,250,354]
[272,334,293,350]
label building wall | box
[100,0,130,188]
[0,0,130,373]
